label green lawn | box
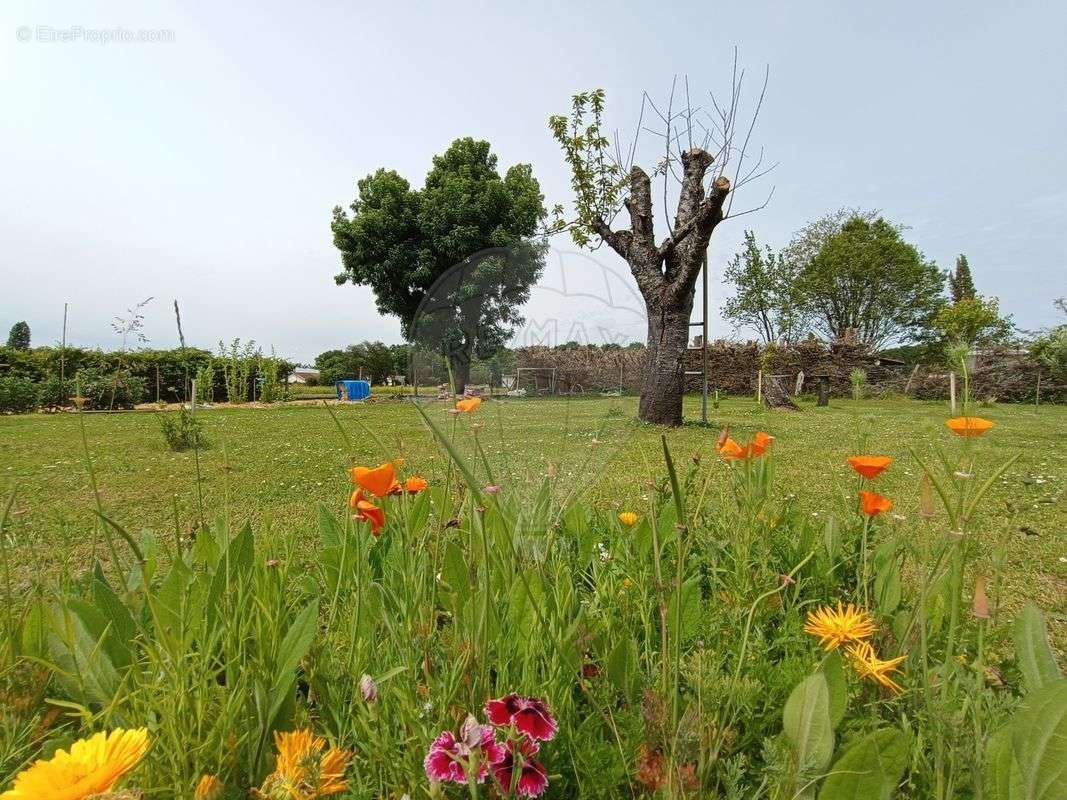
[1,395,1064,630]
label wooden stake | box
[949,371,957,414]
[1036,372,1042,407]
[756,369,762,404]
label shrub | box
[157,407,206,451]
[0,376,39,413]
[849,367,867,400]
[37,376,72,409]
[76,368,146,410]
[1032,324,1067,377]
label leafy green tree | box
[6,321,30,350]
[722,231,809,344]
[794,215,945,348]
[331,138,547,393]
[949,254,976,302]
[931,295,1013,350]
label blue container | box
[336,380,371,401]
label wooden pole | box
[756,369,762,404]
[1036,372,1042,407]
[60,302,68,385]
[191,379,197,413]
[949,371,957,414]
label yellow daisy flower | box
[1,728,149,800]
[803,602,876,651]
[618,511,639,526]
[847,640,906,694]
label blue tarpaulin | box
[336,380,370,400]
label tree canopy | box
[949,254,977,302]
[794,215,944,348]
[722,231,809,345]
[331,138,547,390]
[6,321,30,350]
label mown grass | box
[1,395,1064,633]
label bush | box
[76,368,146,410]
[157,407,207,451]
[0,376,39,413]
[849,367,867,400]
[37,376,72,409]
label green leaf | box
[821,650,848,727]
[666,580,701,645]
[317,503,343,548]
[266,599,320,731]
[874,559,901,616]
[606,635,638,700]
[1010,678,1067,800]
[440,540,470,606]
[984,724,1023,800]
[1014,605,1061,694]
[818,728,911,800]
[784,672,835,776]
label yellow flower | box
[847,641,906,694]
[257,729,350,799]
[803,602,876,651]
[618,511,639,526]
[195,774,223,800]
[1,728,149,800]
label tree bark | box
[761,373,800,410]
[638,302,693,426]
[594,149,731,426]
[449,351,471,396]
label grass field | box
[1,395,1064,631]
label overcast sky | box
[2,0,1064,363]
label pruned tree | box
[550,60,773,425]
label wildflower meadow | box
[0,352,1064,800]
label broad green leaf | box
[407,491,431,537]
[984,724,1023,800]
[821,650,847,727]
[784,672,835,775]
[666,580,701,645]
[818,728,911,800]
[266,599,320,731]
[1014,605,1061,694]
[1011,678,1067,800]
[874,559,901,616]
[606,635,638,700]
[440,540,470,604]
[317,503,343,548]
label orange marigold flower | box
[804,602,876,651]
[349,490,385,536]
[847,455,893,479]
[259,729,351,799]
[195,774,223,800]
[945,416,995,437]
[847,640,906,694]
[349,463,397,497]
[455,397,482,412]
[859,490,893,516]
[618,511,639,526]
[717,431,774,460]
[404,475,428,494]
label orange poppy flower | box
[455,397,482,412]
[404,475,428,494]
[847,455,893,480]
[859,490,893,516]
[349,463,397,497]
[717,431,774,460]
[945,416,994,437]
[349,489,385,535]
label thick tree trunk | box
[762,373,800,410]
[449,352,471,396]
[639,303,692,426]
